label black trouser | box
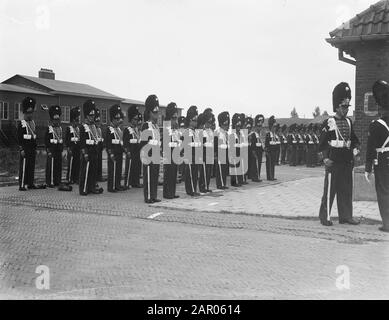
[184,163,198,195]
[124,154,140,188]
[230,162,243,186]
[281,144,287,164]
[289,145,297,166]
[297,145,305,165]
[248,150,262,181]
[143,163,160,201]
[319,162,353,223]
[19,148,36,188]
[266,148,277,180]
[79,151,98,195]
[46,151,62,186]
[215,160,228,189]
[199,163,212,192]
[275,146,281,165]
[375,167,389,229]
[306,145,315,167]
[107,153,123,191]
[66,146,80,184]
[97,144,103,182]
[163,163,178,198]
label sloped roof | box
[327,0,389,45]
[3,75,123,101]
[121,98,145,105]
[0,83,53,96]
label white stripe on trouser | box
[69,156,73,181]
[51,157,54,186]
[113,159,116,190]
[218,161,224,187]
[127,159,131,187]
[203,163,207,188]
[242,161,245,180]
[84,161,89,194]
[327,172,332,222]
[22,157,26,188]
[147,165,150,201]
[188,164,194,193]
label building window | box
[14,102,22,120]
[60,106,71,123]
[101,108,108,124]
[0,101,9,120]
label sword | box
[327,171,332,222]
[147,165,151,201]
[203,163,207,188]
[127,159,132,188]
[51,156,54,186]
[218,160,224,188]
[188,163,194,193]
[113,158,116,190]
[84,161,90,194]
[22,157,26,188]
[69,156,73,182]
[256,158,260,181]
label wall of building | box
[354,40,389,160]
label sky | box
[0,0,378,118]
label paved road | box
[0,165,388,299]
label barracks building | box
[0,68,181,147]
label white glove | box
[364,171,372,184]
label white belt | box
[23,134,32,140]
[256,143,262,147]
[270,142,277,145]
[219,144,227,149]
[148,139,160,146]
[234,143,241,148]
[330,140,351,148]
[86,139,96,145]
[276,142,281,145]
[240,143,249,147]
[50,139,62,144]
[130,139,138,144]
[168,142,178,148]
[308,142,314,145]
[71,137,79,142]
[204,142,213,148]
[112,139,120,145]
[292,141,297,144]
[376,147,389,153]
[299,141,305,144]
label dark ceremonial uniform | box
[45,121,63,187]
[214,127,229,189]
[274,126,281,166]
[65,109,81,184]
[141,121,161,202]
[184,127,200,195]
[163,124,180,199]
[199,128,214,193]
[17,119,37,189]
[17,99,38,191]
[248,130,263,181]
[240,129,249,184]
[123,124,141,188]
[312,128,320,166]
[279,128,288,165]
[287,127,298,166]
[296,130,305,165]
[366,80,389,231]
[230,130,243,187]
[265,132,278,181]
[366,116,389,230]
[96,125,104,182]
[305,129,316,167]
[106,124,124,192]
[318,116,359,223]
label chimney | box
[38,68,55,80]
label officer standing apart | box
[106,104,125,193]
[17,97,43,191]
[45,105,63,187]
[318,82,360,226]
[95,109,104,183]
[79,100,103,196]
[365,80,389,232]
[141,95,161,204]
[65,107,81,184]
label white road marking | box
[147,212,164,220]
[208,202,218,206]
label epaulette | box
[48,126,54,133]
[21,120,27,128]
[109,126,115,134]
[128,127,135,134]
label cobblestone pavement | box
[0,165,388,299]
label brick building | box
[326,0,389,159]
[0,68,181,147]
